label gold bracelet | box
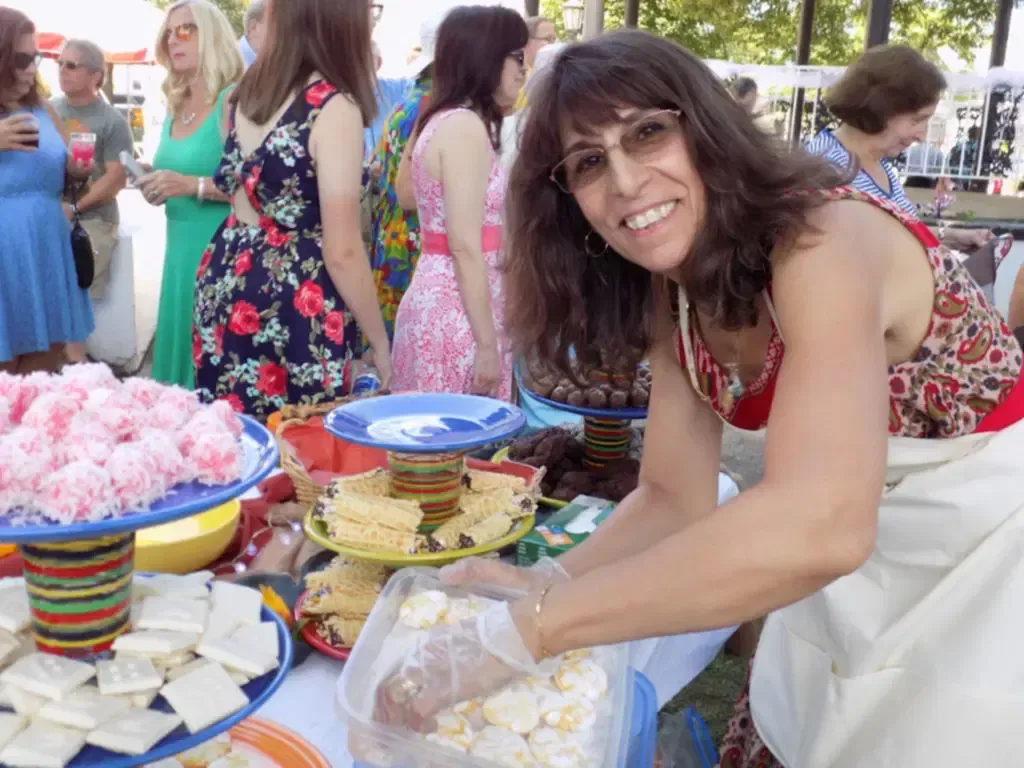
[534,584,554,660]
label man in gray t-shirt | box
[51,39,133,310]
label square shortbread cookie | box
[164,657,249,686]
[110,686,159,709]
[38,686,131,730]
[0,712,26,751]
[96,657,163,696]
[210,582,262,627]
[160,662,249,734]
[0,629,22,669]
[134,573,211,601]
[136,597,209,634]
[202,605,242,641]
[112,630,199,657]
[196,634,276,678]
[0,722,86,768]
[85,708,182,755]
[231,622,279,661]
[3,683,44,716]
[0,654,95,701]
[0,588,29,635]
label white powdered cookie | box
[562,649,591,662]
[538,691,596,732]
[432,711,474,750]
[398,590,449,630]
[470,726,538,767]
[175,731,231,765]
[0,653,95,701]
[443,597,490,626]
[112,630,199,657]
[0,588,29,635]
[230,622,279,660]
[453,698,486,729]
[160,661,249,733]
[528,727,586,768]
[85,708,183,755]
[96,657,164,696]
[38,686,131,730]
[137,596,209,634]
[0,712,26,751]
[483,689,540,734]
[427,731,471,753]
[518,676,558,696]
[553,659,608,701]
[0,722,85,768]
[196,633,277,677]
[210,582,262,627]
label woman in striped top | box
[806,45,995,254]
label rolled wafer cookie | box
[464,469,528,494]
[324,469,391,498]
[328,491,424,532]
[326,517,418,554]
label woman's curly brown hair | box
[504,30,847,380]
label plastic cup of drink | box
[21,113,39,149]
[68,132,97,168]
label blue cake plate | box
[324,393,526,453]
[0,416,279,544]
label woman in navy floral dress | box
[192,0,389,419]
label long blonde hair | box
[155,0,243,116]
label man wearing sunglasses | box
[51,39,133,360]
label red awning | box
[37,32,152,64]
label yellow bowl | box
[303,508,534,568]
[135,500,241,574]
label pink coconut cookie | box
[106,443,167,511]
[37,461,118,522]
[188,431,243,486]
[21,392,81,441]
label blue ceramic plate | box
[324,393,526,453]
[514,365,648,420]
[63,600,294,768]
[0,416,279,543]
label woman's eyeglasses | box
[164,23,198,44]
[550,109,683,194]
[509,50,525,67]
[13,52,42,71]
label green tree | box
[541,0,997,68]
[147,0,248,36]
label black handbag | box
[66,182,94,289]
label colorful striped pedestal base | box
[20,533,134,659]
[583,417,633,469]
[388,451,466,531]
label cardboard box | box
[516,496,615,566]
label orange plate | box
[295,590,351,662]
[224,717,331,767]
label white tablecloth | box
[260,627,736,767]
[261,473,742,765]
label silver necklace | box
[181,111,197,125]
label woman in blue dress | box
[0,7,93,373]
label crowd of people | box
[3,1,1024,765]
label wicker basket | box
[275,392,384,507]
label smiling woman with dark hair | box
[390,5,527,399]
[374,30,1024,768]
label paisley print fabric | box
[679,185,1022,439]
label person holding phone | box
[0,6,94,373]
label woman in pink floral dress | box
[390,6,527,400]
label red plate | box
[294,589,351,661]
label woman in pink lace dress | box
[391,6,527,400]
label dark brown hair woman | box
[0,6,94,372]
[374,30,1024,768]
[192,0,390,419]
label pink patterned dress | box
[390,108,513,400]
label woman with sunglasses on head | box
[390,5,527,399]
[0,7,94,373]
[141,0,243,388]
[192,0,390,418]
[376,32,1024,767]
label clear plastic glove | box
[374,602,540,732]
[439,556,570,595]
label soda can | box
[352,370,382,395]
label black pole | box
[990,0,1014,68]
[524,0,540,15]
[625,0,640,27]
[864,0,892,49]
[788,0,816,147]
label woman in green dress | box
[139,0,243,388]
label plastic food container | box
[337,568,634,767]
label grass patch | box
[659,653,747,746]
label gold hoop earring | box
[584,231,609,258]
